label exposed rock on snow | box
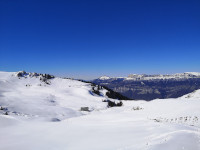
[16,71,54,80]
[80,107,90,111]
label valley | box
[93,73,200,100]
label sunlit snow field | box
[0,71,200,150]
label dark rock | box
[51,118,61,122]
[107,100,123,107]
[16,71,27,77]
[80,107,89,111]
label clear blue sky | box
[0,0,200,79]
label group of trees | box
[106,100,123,107]
[0,106,8,115]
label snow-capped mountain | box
[94,72,200,100]
[98,72,200,81]
[0,71,200,150]
[98,75,111,80]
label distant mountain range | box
[93,72,200,100]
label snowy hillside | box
[0,71,200,150]
[0,71,113,121]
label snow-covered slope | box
[181,89,200,99]
[0,71,200,150]
[0,71,111,121]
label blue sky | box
[0,0,200,79]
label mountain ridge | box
[94,72,200,100]
[98,72,200,81]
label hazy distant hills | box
[93,72,200,100]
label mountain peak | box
[99,76,110,80]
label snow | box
[0,71,200,150]
[99,76,110,80]
[0,71,109,121]
[185,72,200,76]
[97,72,200,81]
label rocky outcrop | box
[16,71,54,85]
